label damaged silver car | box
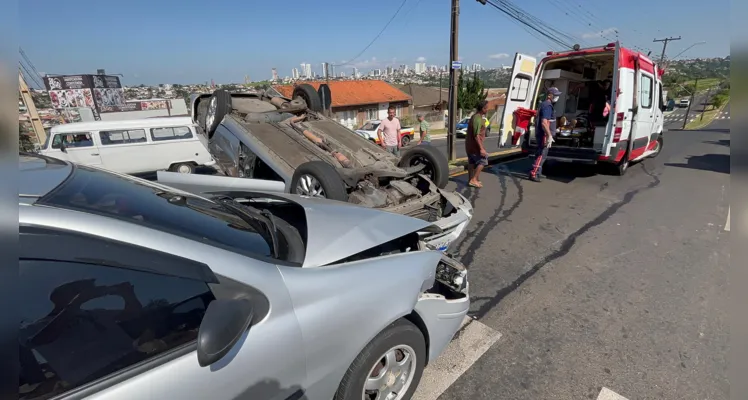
[19,153,469,400]
[159,86,472,251]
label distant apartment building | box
[321,62,329,78]
[292,68,300,80]
[300,63,312,78]
[271,68,279,81]
[414,63,427,74]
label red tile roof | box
[273,80,412,108]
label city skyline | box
[19,0,729,86]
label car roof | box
[50,116,194,133]
[19,153,73,198]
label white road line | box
[725,207,730,231]
[412,316,502,400]
[597,387,630,400]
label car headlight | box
[435,254,468,293]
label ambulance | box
[500,42,666,175]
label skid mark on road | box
[412,316,502,400]
[597,387,629,400]
[471,163,662,319]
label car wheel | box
[291,161,348,202]
[399,145,449,189]
[649,136,663,158]
[293,84,323,112]
[334,319,426,400]
[401,135,411,147]
[204,89,232,139]
[170,162,195,174]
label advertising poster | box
[49,89,95,109]
[44,74,126,114]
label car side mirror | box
[196,298,254,367]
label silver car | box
[19,154,469,400]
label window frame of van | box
[98,129,149,146]
[640,72,654,109]
[149,126,194,142]
[51,131,95,150]
[509,75,532,102]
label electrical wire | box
[334,0,409,67]
[484,0,574,49]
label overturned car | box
[158,85,473,251]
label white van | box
[40,117,215,175]
[500,42,666,175]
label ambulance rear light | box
[546,51,554,56]
[605,42,616,49]
[613,112,624,142]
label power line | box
[483,0,574,49]
[19,48,43,81]
[334,0,409,67]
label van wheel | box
[333,319,426,400]
[401,135,411,147]
[650,136,663,158]
[170,163,195,174]
[204,89,232,138]
[291,161,348,202]
[612,155,629,176]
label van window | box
[99,129,147,146]
[51,133,94,149]
[151,126,193,141]
[657,82,664,110]
[640,74,653,109]
[509,76,531,102]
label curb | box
[448,148,524,175]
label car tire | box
[649,135,663,158]
[399,145,450,189]
[401,134,411,147]
[334,318,426,400]
[204,89,232,139]
[169,162,195,174]
[293,84,323,112]
[612,153,629,176]
[291,161,348,202]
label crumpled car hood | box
[267,192,433,268]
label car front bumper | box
[421,191,473,252]
[414,282,470,363]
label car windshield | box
[361,122,379,130]
[459,119,469,124]
[38,165,280,260]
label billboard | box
[111,100,170,112]
[44,74,126,113]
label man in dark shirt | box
[466,101,489,188]
[529,87,561,182]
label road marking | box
[597,387,630,400]
[725,207,730,231]
[412,316,502,400]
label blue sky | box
[21,0,729,86]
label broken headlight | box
[435,254,468,293]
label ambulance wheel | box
[649,136,663,158]
[612,155,629,176]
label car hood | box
[266,192,434,268]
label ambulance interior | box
[532,53,616,150]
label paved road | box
[663,90,719,130]
[403,133,506,160]
[412,118,729,399]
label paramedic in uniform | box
[528,87,561,182]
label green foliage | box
[457,71,488,113]
[19,125,36,153]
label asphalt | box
[434,116,729,399]
[409,134,506,160]
[663,91,716,130]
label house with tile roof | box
[272,80,412,129]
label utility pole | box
[447,0,460,161]
[653,36,681,64]
[700,84,713,121]
[682,77,697,130]
[18,71,46,146]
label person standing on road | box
[528,87,561,182]
[465,101,489,188]
[377,106,402,156]
[417,114,431,145]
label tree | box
[457,71,488,117]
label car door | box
[51,132,103,166]
[18,225,307,400]
[498,53,538,145]
[208,124,239,174]
[631,69,655,159]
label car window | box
[52,133,94,149]
[38,166,273,259]
[99,129,147,146]
[361,122,379,131]
[19,259,214,400]
[151,126,193,141]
